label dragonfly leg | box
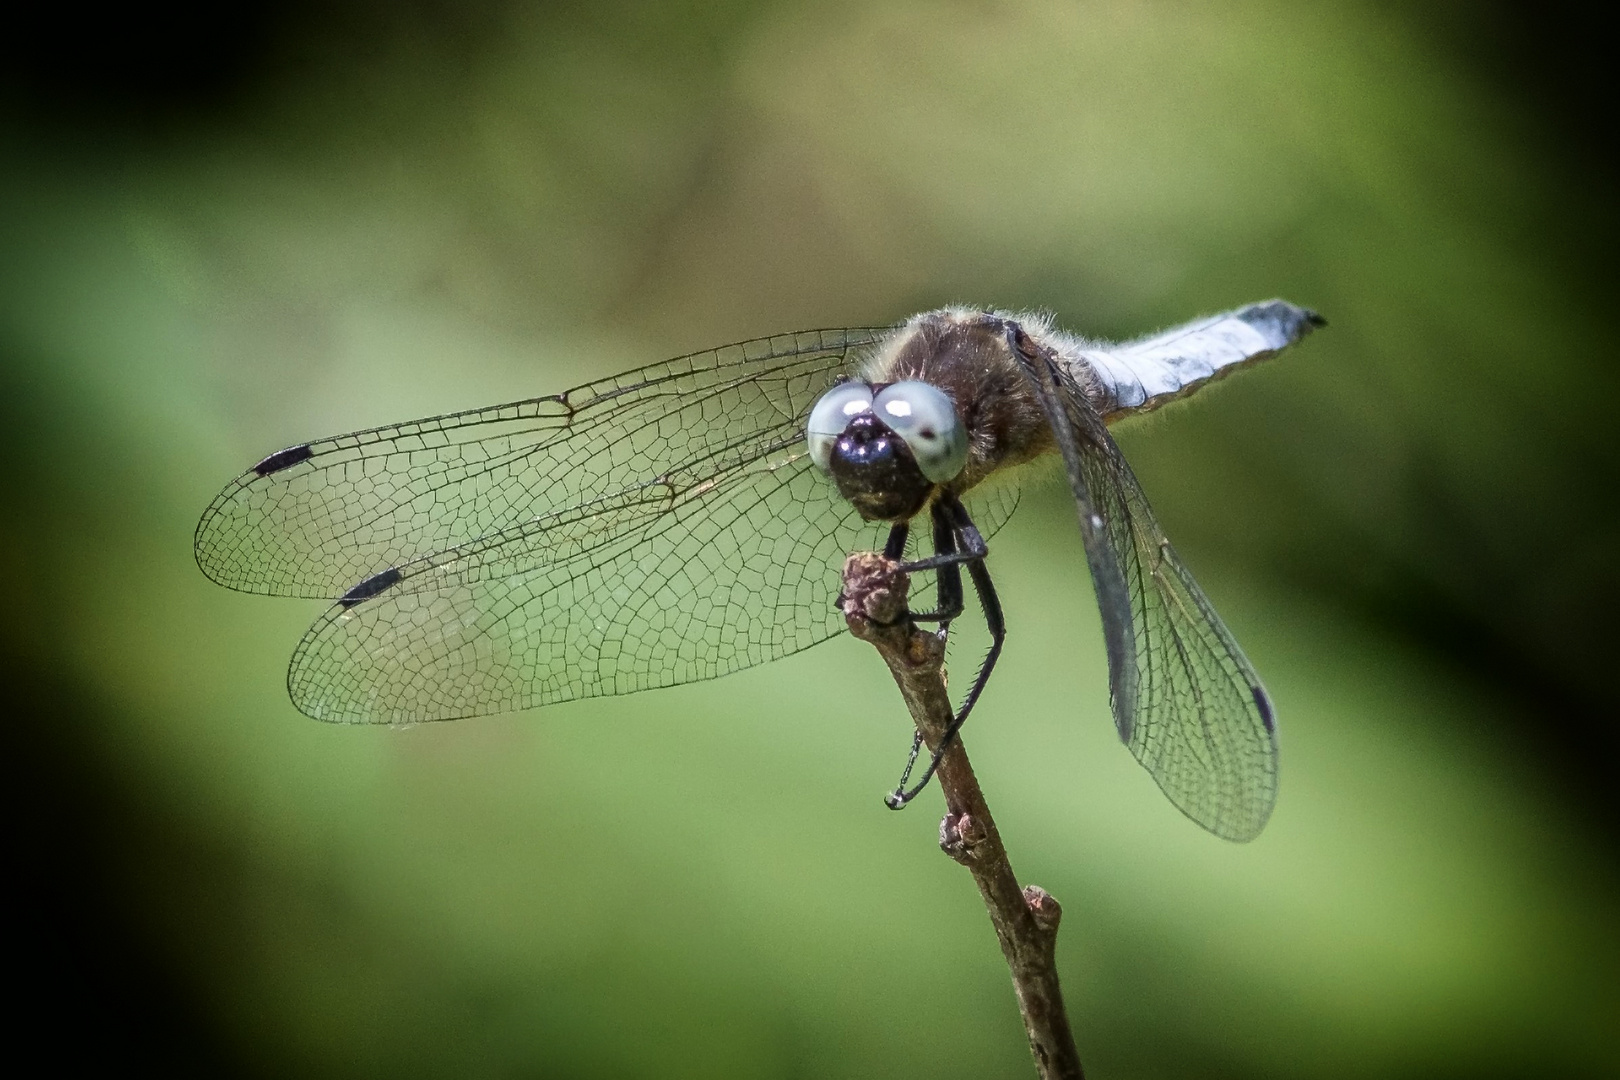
[892,728,927,798]
[855,511,967,627]
[887,505,959,793]
[882,521,909,561]
[907,499,964,625]
[893,499,987,574]
[886,504,961,793]
[886,494,1006,809]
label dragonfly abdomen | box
[1066,299,1324,419]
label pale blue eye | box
[873,381,968,483]
[806,382,874,472]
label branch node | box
[1023,885,1064,936]
[840,552,910,630]
[940,809,988,864]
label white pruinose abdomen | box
[1065,300,1323,419]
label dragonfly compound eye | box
[806,381,875,473]
[873,381,968,484]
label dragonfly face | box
[807,378,968,522]
[196,300,1323,841]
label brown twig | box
[840,552,1084,1080]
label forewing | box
[1016,345,1278,841]
[196,329,885,598]
[285,435,1028,724]
[285,448,886,723]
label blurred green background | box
[3,1,1615,1077]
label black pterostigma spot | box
[253,444,314,476]
[339,567,402,608]
[1252,686,1275,734]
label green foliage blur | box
[3,1,1614,1076]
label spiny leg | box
[909,498,965,625]
[882,521,909,561]
[858,513,964,625]
[888,501,964,794]
[886,492,1007,809]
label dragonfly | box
[196,299,1323,841]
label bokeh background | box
[4,2,1615,1077]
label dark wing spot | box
[339,567,402,608]
[1252,686,1275,733]
[253,443,314,476]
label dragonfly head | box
[807,379,968,522]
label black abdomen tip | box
[340,567,403,608]
[1237,300,1325,345]
[253,443,314,476]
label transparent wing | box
[219,327,1024,724]
[1016,343,1278,841]
[286,450,1024,725]
[285,448,879,722]
[195,328,889,599]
